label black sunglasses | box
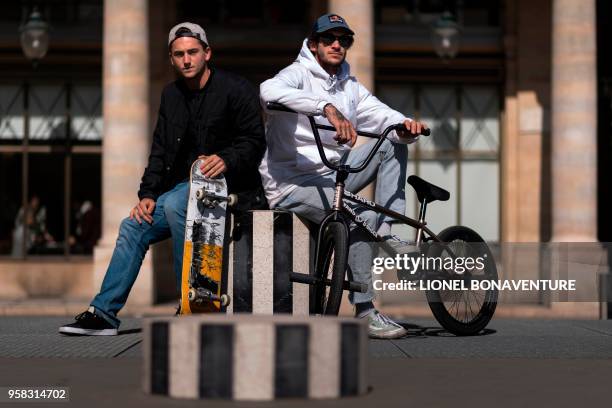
[318,33,354,48]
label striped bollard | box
[143,315,368,400]
[226,210,311,315]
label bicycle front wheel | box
[313,221,348,315]
[425,225,498,336]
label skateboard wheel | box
[195,188,204,200]
[188,288,196,301]
[227,194,237,207]
[220,294,231,307]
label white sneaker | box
[382,234,419,255]
[360,310,408,339]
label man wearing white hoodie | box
[259,14,428,339]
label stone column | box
[329,0,375,199]
[328,0,374,91]
[551,0,597,241]
[93,0,152,305]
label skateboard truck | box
[195,189,237,208]
[188,287,231,307]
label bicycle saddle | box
[407,175,450,203]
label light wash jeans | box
[275,139,408,304]
[91,182,188,328]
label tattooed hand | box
[324,103,357,146]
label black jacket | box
[138,68,268,211]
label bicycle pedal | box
[344,280,367,293]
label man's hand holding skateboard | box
[198,154,227,178]
[129,155,227,225]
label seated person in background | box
[69,200,101,254]
[12,195,54,257]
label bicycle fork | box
[289,210,366,292]
[288,168,367,295]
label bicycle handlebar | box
[266,102,430,174]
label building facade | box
[0,0,609,313]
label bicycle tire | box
[313,221,348,315]
[425,225,498,336]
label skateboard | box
[179,159,236,314]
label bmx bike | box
[266,102,498,336]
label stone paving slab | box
[0,317,142,358]
[368,339,409,358]
[386,318,612,359]
[1,317,612,359]
[1,317,611,406]
[572,320,612,336]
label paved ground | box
[0,317,611,407]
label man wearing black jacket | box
[60,23,266,336]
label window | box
[178,0,309,26]
[378,84,500,241]
[0,82,102,257]
[375,0,501,27]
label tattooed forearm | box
[323,103,357,146]
[324,103,346,121]
[332,110,345,121]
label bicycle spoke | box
[450,291,461,317]
[467,290,483,314]
[424,227,497,335]
[438,240,492,323]
[466,291,476,321]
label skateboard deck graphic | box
[180,159,232,314]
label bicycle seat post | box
[333,165,350,211]
[415,198,428,245]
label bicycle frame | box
[312,179,447,286]
[342,190,441,246]
[266,102,497,330]
[266,102,450,290]
[266,103,439,245]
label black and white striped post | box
[143,315,368,400]
[227,210,311,315]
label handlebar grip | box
[267,102,431,136]
[392,123,430,136]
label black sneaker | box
[59,309,118,336]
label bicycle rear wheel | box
[425,225,498,336]
[312,221,348,315]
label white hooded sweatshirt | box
[259,39,416,207]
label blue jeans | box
[91,182,188,328]
[275,139,408,304]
